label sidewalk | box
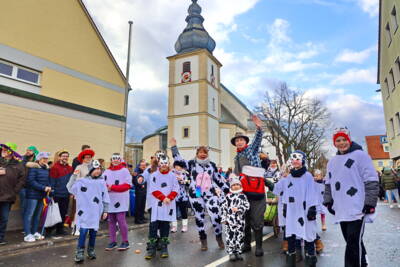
[0,216,148,257]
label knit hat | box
[88,160,102,176]
[290,150,307,166]
[333,127,351,144]
[0,142,22,160]
[37,152,50,161]
[230,176,242,187]
[78,149,95,163]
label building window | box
[384,145,390,153]
[184,95,189,106]
[378,161,384,167]
[211,65,214,76]
[395,57,400,83]
[0,59,40,85]
[183,61,191,73]
[392,6,398,32]
[389,69,396,91]
[390,118,395,138]
[183,127,190,138]
[385,78,390,97]
[385,22,392,46]
[212,97,216,112]
[396,112,400,135]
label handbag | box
[44,198,62,227]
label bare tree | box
[256,82,331,168]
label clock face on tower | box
[181,71,192,83]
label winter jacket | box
[233,128,263,175]
[381,167,397,191]
[0,157,25,203]
[26,162,50,200]
[133,166,146,195]
[50,161,72,198]
[72,157,81,171]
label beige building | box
[142,0,276,169]
[378,0,400,165]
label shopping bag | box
[44,198,62,227]
[264,204,277,223]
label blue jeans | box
[19,188,26,220]
[0,202,11,240]
[23,199,43,236]
[77,228,97,249]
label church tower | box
[167,0,222,163]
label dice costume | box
[171,145,229,249]
[221,177,250,260]
[103,154,132,250]
[283,151,318,267]
[324,128,379,267]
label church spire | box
[174,0,216,54]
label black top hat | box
[231,132,250,146]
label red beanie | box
[333,132,351,144]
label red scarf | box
[108,162,126,171]
[237,144,248,153]
[160,168,170,174]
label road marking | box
[204,232,275,267]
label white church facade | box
[142,0,276,169]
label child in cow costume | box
[221,175,250,262]
[323,127,379,267]
[171,160,190,233]
[231,115,273,257]
[283,151,318,267]
[170,138,229,251]
[145,154,179,259]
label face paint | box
[158,155,170,168]
[111,154,121,161]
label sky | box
[83,0,383,149]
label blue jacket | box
[26,162,50,200]
[49,162,73,198]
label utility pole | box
[123,21,133,158]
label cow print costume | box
[171,146,229,240]
[221,187,250,255]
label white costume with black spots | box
[221,191,250,255]
[172,146,229,240]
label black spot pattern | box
[78,210,83,216]
[345,159,355,168]
[93,197,99,204]
[209,199,215,206]
[288,182,293,188]
[335,181,341,191]
[114,202,121,208]
[114,180,120,186]
[161,182,167,188]
[158,201,163,207]
[207,170,212,175]
[169,209,173,216]
[80,187,87,192]
[303,201,306,210]
[104,176,107,181]
[289,197,295,203]
[329,172,332,179]
[346,187,358,197]
[210,206,219,214]
[298,217,304,226]
[153,177,156,183]
[102,192,104,197]
[192,202,203,213]
[280,191,284,196]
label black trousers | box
[134,193,146,221]
[176,201,188,220]
[340,218,367,267]
[149,221,170,239]
[53,197,69,231]
[287,235,315,255]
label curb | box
[0,223,149,258]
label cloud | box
[356,0,379,17]
[335,46,377,64]
[331,68,377,85]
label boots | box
[305,254,317,267]
[144,240,157,260]
[282,240,288,253]
[216,235,225,249]
[254,230,264,257]
[156,238,162,251]
[74,248,85,263]
[315,239,324,254]
[171,222,177,233]
[286,252,296,267]
[181,219,188,233]
[242,227,252,253]
[87,247,96,260]
[160,239,169,258]
[296,247,303,262]
[200,238,208,251]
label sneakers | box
[170,226,177,233]
[118,242,130,251]
[74,248,85,263]
[105,242,118,251]
[181,225,188,233]
[390,204,394,208]
[33,232,44,240]
[87,247,96,260]
[24,234,36,243]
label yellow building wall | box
[0,0,125,88]
[372,159,393,171]
[143,136,161,162]
[0,103,124,162]
[41,68,124,115]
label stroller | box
[264,187,280,237]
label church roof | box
[175,0,216,55]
